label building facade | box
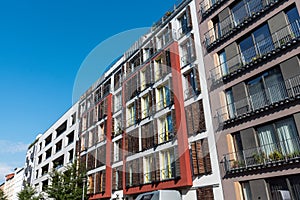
[4,173,14,200]
[197,0,300,198]
[78,0,223,199]
[30,103,78,195]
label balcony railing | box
[210,19,300,83]
[142,107,150,119]
[126,116,136,127]
[156,29,177,51]
[184,86,200,100]
[177,25,192,39]
[204,0,281,49]
[143,172,152,184]
[160,167,175,180]
[181,53,196,67]
[159,130,175,144]
[224,138,300,173]
[199,0,227,17]
[156,98,172,111]
[217,74,300,124]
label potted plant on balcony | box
[269,150,284,161]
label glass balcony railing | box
[160,167,175,180]
[224,138,300,173]
[217,74,300,124]
[210,19,300,83]
[181,52,196,67]
[204,0,281,48]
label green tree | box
[0,189,7,200]
[45,160,87,200]
[17,184,42,200]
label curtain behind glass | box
[276,118,300,155]
[257,125,277,156]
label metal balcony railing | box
[204,0,281,48]
[210,19,300,83]
[159,130,175,144]
[217,74,300,124]
[142,107,150,119]
[160,167,175,180]
[224,138,300,173]
[199,0,227,17]
[156,98,172,111]
[181,53,196,67]
[143,172,152,184]
[184,86,200,100]
[156,29,177,51]
[177,25,192,39]
[126,116,136,127]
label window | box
[38,155,42,164]
[140,69,147,91]
[112,167,123,191]
[42,164,49,176]
[141,122,155,151]
[97,123,105,143]
[71,113,76,125]
[225,89,235,118]
[247,68,286,110]
[180,35,196,66]
[45,148,52,159]
[190,138,212,175]
[127,103,136,127]
[156,28,172,50]
[156,85,171,110]
[178,7,192,37]
[241,182,252,200]
[45,134,52,146]
[141,95,150,119]
[114,70,122,89]
[53,155,64,169]
[113,115,122,137]
[96,146,106,168]
[184,68,201,99]
[55,140,62,153]
[114,92,122,112]
[286,6,300,38]
[42,180,48,191]
[144,156,154,183]
[257,117,300,157]
[67,131,74,145]
[68,149,74,162]
[113,140,122,162]
[239,24,273,64]
[160,149,175,180]
[218,51,229,76]
[158,113,174,144]
[56,120,67,137]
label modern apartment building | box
[197,0,300,198]
[30,103,78,195]
[78,0,223,199]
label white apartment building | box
[30,102,78,195]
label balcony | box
[224,138,300,174]
[204,0,281,49]
[181,53,196,67]
[156,98,173,111]
[199,0,228,19]
[156,29,177,52]
[184,86,200,100]
[159,130,175,144]
[177,25,192,39]
[210,19,300,84]
[217,75,300,125]
[160,167,175,180]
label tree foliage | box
[0,189,7,200]
[17,184,42,200]
[45,160,87,200]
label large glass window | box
[160,149,175,180]
[257,117,300,157]
[158,113,173,143]
[144,156,153,183]
[157,85,171,110]
[286,6,300,37]
[225,89,235,118]
[247,68,286,110]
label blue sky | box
[0,0,175,183]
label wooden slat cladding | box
[125,74,139,102]
[96,145,106,168]
[141,122,154,151]
[94,171,106,193]
[185,100,206,135]
[126,129,139,156]
[125,158,143,187]
[191,138,212,176]
[97,98,108,121]
[112,166,123,191]
[87,150,95,171]
[196,186,214,200]
[174,146,181,178]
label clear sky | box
[0,0,176,183]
